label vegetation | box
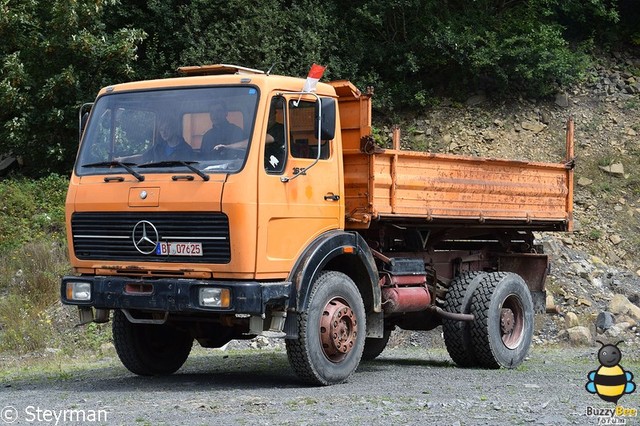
[1,0,638,175]
[0,176,86,354]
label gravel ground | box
[1,332,638,426]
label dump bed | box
[330,81,574,232]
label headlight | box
[66,281,92,301]
[199,287,230,308]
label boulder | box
[555,92,569,108]
[577,177,593,187]
[566,326,592,345]
[595,311,615,331]
[521,121,546,133]
[565,312,580,328]
[609,234,623,245]
[608,294,640,321]
[599,163,625,176]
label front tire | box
[470,272,534,369]
[286,271,366,385]
[112,310,193,376]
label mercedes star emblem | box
[132,220,159,254]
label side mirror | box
[79,103,93,141]
[315,98,336,141]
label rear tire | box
[442,272,486,367]
[470,272,534,369]
[286,271,366,385]
[112,310,193,376]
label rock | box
[577,177,593,187]
[555,92,569,108]
[627,128,637,136]
[578,298,592,307]
[596,311,615,331]
[599,163,625,176]
[546,293,559,313]
[0,155,19,176]
[608,294,640,321]
[566,326,592,345]
[617,316,637,327]
[482,131,497,141]
[565,312,580,328]
[521,121,546,133]
[466,94,487,107]
[605,325,623,338]
[609,234,622,245]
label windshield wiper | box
[82,161,145,182]
[139,161,210,181]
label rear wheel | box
[286,271,366,385]
[112,310,193,376]
[442,272,486,367]
[470,272,534,369]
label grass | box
[0,241,71,352]
[0,175,115,356]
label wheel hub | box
[500,295,525,349]
[320,298,358,362]
[500,308,515,335]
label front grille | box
[72,212,231,263]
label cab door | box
[256,95,343,278]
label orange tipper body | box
[61,65,574,385]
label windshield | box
[76,86,259,176]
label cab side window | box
[288,100,330,160]
[264,97,286,173]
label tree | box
[0,0,145,175]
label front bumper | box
[60,275,292,315]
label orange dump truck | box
[61,64,574,385]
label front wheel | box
[286,271,366,385]
[112,310,193,376]
[470,272,534,369]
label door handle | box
[324,193,340,201]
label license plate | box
[156,242,203,256]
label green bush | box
[0,174,68,251]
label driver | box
[200,101,245,158]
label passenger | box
[142,116,193,163]
[201,101,245,158]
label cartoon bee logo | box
[586,340,636,404]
